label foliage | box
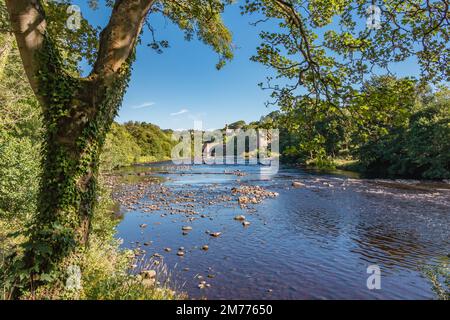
[227,120,247,129]
[0,31,42,223]
[79,237,182,300]
[241,0,449,176]
[88,0,234,69]
[248,76,449,178]
[100,121,176,171]
[423,257,450,300]
[353,81,450,178]
[123,121,175,163]
[243,0,449,107]
[0,135,40,221]
[100,123,142,171]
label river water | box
[114,162,450,299]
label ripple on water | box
[115,163,450,299]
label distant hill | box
[100,121,176,170]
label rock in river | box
[238,196,249,205]
[140,270,156,279]
[182,226,193,231]
[210,232,222,238]
[292,181,305,188]
[234,215,246,221]
[202,245,209,251]
[242,221,251,227]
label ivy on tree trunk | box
[5,0,154,296]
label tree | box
[243,0,449,109]
[4,0,233,296]
[242,0,448,168]
[228,120,247,129]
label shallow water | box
[115,162,450,299]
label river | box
[113,162,450,299]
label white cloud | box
[170,109,189,116]
[130,102,155,109]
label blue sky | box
[75,1,421,130]
[76,2,279,130]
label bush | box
[0,133,40,221]
[101,123,142,171]
[357,88,450,179]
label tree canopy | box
[243,0,449,107]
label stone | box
[164,247,172,252]
[234,215,246,221]
[210,232,222,237]
[140,270,156,279]
[139,223,148,228]
[242,221,251,227]
[202,245,209,251]
[292,181,305,188]
[177,250,185,257]
[250,197,259,204]
[198,282,206,289]
[238,196,249,204]
[182,226,192,231]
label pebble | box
[210,232,222,237]
[292,181,305,188]
[140,270,156,279]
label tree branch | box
[5,0,48,95]
[91,0,157,79]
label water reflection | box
[115,162,450,299]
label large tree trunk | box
[24,74,125,281]
[5,0,155,297]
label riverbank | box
[0,175,184,300]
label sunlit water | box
[115,162,450,299]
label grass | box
[0,176,185,300]
[304,157,363,172]
[423,257,450,300]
